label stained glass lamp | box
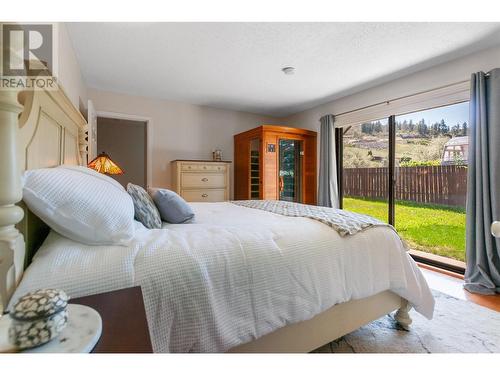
[87,152,124,175]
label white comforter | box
[10,202,434,352]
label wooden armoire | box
[234,125,317,204]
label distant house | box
[442,136,468,165]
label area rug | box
[313,290,500,353]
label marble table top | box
[0,304,102,353]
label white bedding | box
[10,202,434,352]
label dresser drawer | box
[181,163,227,172]
[181,172,226,188]
[181,189,226,202]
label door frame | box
[96,111,153,188]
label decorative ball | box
[9,289,69,349]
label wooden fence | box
[343,165,468,207]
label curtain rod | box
[332,79,471,118]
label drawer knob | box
[202,193,208,198]
[201,177,208,182]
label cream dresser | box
[171,160,231,202]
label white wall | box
[87,88,282,193]
[56,23,87,113]
[283,45,500,131]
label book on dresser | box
[171,160,231,202]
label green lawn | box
[343,197,466,262]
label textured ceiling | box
[66,23,500,117]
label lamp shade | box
[87,152,124,175]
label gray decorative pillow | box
[149,188,195,224]
[127,183,162,229]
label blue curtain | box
[464,69,500,295]
[318,114,339,208]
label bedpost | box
[0,89,25,313]
[394,298,413,330]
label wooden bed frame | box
[0,83,412,353]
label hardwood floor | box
[419,264,500,312]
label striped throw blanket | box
[231,200,390,236]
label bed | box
[0,84,434,353]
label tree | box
[462,122,468,136]
[417,119,428,136]
[408,119,415,132]
[400,120,408,131]
[438,119,448,135]
[430,122,439,137]
[451,123,461,137]
[361,123,373,134]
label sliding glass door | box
[339,101,469,271]
[394,102,468,266]
[342,119,389,223]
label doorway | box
[97,117,148,188]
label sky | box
[396,101,469,126]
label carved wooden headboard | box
[0,84,87,311]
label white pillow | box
[57,165,125,190]
[22,165,135,245]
